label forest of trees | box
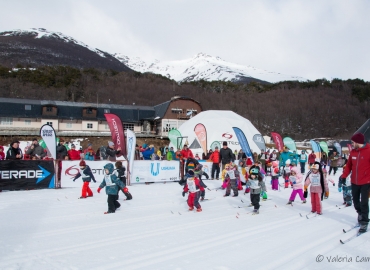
[0,64,369,140]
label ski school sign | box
[0,160,55,190]
[132,161,180,183]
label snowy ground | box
[0,168,369,270]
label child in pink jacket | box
[287,166,306,204]
[304,163,329,215]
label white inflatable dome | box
[172,110,262,157]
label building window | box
[87,123,93,129]
[104,124,109,130]
[123,124,134,131]
[46,106,53,112]
[24,119,31,125]
[47,122,53,126]
[104,109,110,113]
[66,122,72,128]
[171,108,183,114]
[86,108,93,114]
[25,105,31,110]
[0,117,13,125]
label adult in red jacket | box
[308,151,316,166]
[180,144,194,179]
[209,146,221,179]
[68,144,81,160]
[340,133,370,233]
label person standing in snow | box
[114,161,132,200]
[340,133,370,233]
[338,164,352,207]
[223,164,240,197]
[283,159,293,188]
[182,170,204,212]
[72,160,96,199]
[220,141,234,170]
[245,166,266,214]
[209,146,221,180]
[97,163,125,214]
[304,162,329,215]
[328,151,339,176]
[298,150,307,174]
[308,151,316,168]
[286,166,306,205]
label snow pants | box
[225,179,238,196]
[310,192,322,214]
[211,163,220,179]
[271,177,279,190]
[342,186,352,206]
[187,191,201,209]
[300,162,306,174]
[284,173,292,188]
[289,189,305,201]
[352,183,370,223]
[329,166,338,175]
[250,193,260,210]
[107,194,121,213]
[81,181,93,198]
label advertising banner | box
[126,129,136,185]
[283,137,297,152]
[0,160,55,190]
[253,134,266,151]
[104,113,126,156]
[233,127,253,161]
[60,160,127,187]
[40,124,57,159]
[131,160,180,183]
[194,123,207,155]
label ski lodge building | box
[0,96,202,138]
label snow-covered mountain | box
[114,52,306,84]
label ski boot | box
[196,208,202,212]
[359,222,368,233]
[188,207,194,211]
[286,201,293,205]
[252,209,259,215]
[302,200,307,204]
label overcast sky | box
[1,0,369,81]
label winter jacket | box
[245,178,266,194]
[26,144,46,159]
[299,153,307,163]
[341,144,370,185]
[225,168,240,180]
[56,144,68,159]
[114,167,126,184]
[84,149,95,161]
[304,171,329,197]
[73,165,96,182]
[288,167,303,190]
[180,149,194,160]
[279,151,291,167]
[106,146,121,161]
[6,146,23,160]
[68,149,81,160]
[269,152,278,161]
[99,173,125,195]
[308,153,316,164]
[183,177,204,193]
[142,147,154,160]
[220,147,234,164]
[209,150,221,164]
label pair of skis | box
[340,224,366,244]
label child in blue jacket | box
[97,163,125,214]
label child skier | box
[338,165,352,207]
[304,162,329,215]
[114,161,132,200]
[283,159,293,188]
[223,164,240,197]
[245,166,267,214]
[221,163,231,189]
[287,166,306,204]
[271,161,280,190]
[97,163,125,214]
[182,170,204,212]
[193,162,208,201]
[72,160,96,199]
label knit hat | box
[79,160,86,166]
[223,141,227,146]
[351,133,365,144]
[108,141,114,147]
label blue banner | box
[233,127,253,162]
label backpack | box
[99,146,108,160]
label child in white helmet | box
[283,159,293,188]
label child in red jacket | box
[182,170,204,212]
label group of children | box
[182,153,351,216]
[73,160,132,214]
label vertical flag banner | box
[270,132,284,151]
[253,134,266,151]
[283,137,297,152]
[126,129,136,185]
[104,113,126,156]
[233,127,253,161]
[194,123,207,154]
[40,124,56,159]
[315,141,322,160]
[210,141,221,151]
[310,140,321,160]
[319,141,329,155]
[168,129,182,149]
[333,142,342,156]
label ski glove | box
[93,180,97,183]
[303,190,308,198]
[292,181,296,185]
[182,191,186,197]
[338,187,342,192]
[97,187,102,193]
[339,177,346,186]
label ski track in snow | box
[0,168,369,269]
